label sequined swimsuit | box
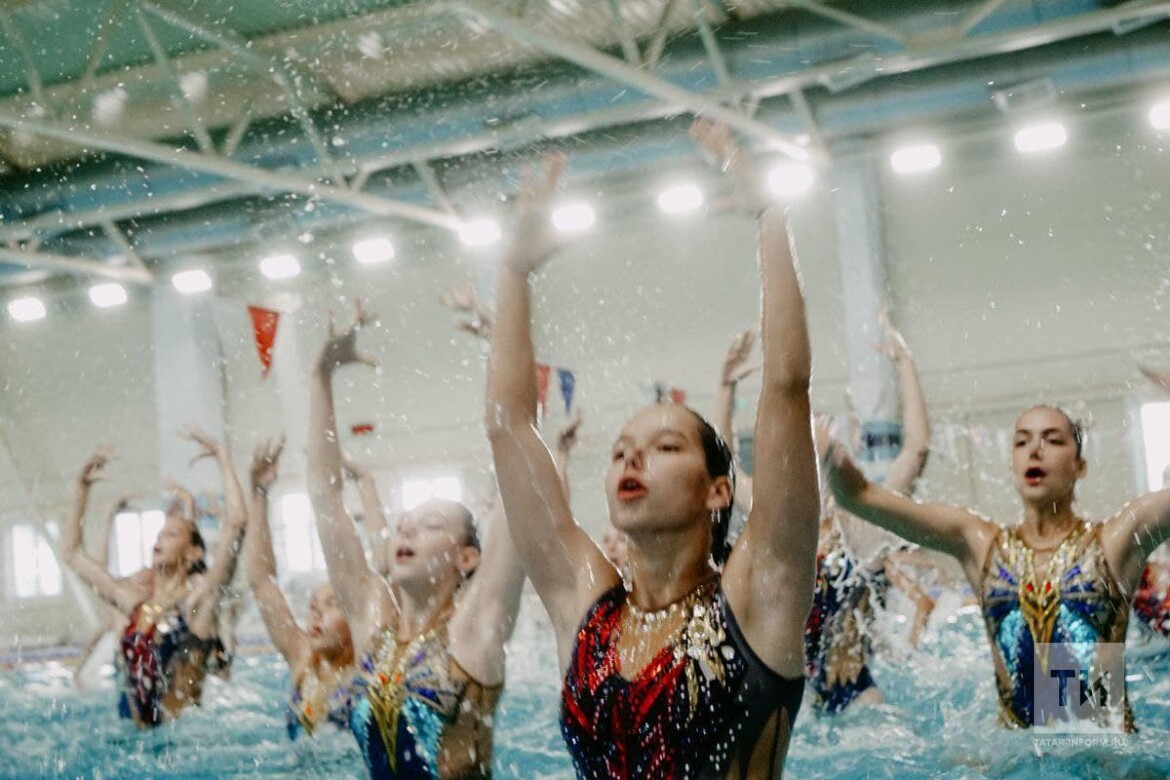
[118,602,217,727]
[803,534,885,714]
[286,666,355,740]
[1132,563,1170,638]
[349,621,502,779]
[979,522,1133,730]
[561,581,805,779]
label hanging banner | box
[247,305,281,378]
[557,368,576,413]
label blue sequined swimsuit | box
[561,581,805,779]
[804,535,883,714]
[979,522,1133,730]
[286,666,355,740]
[348,621,501,779]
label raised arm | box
[692,118,819,679]
[438,282,494,342]
[447,492,527,686]
[340,453,391,579]
[243,436,308,667]
[822,428,993,574]
[552,408,582,501]
[165,479,197,524]
[713,330,757,446]
[308,303,390,649]
[485,155,617,649]
[877,309,932,496]
[60,450,140,613]
[183,424,249,637]
[713,330,758,513]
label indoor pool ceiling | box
[0,0,1168,285]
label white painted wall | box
[2,105,1169,649]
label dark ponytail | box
[684,407,736,567]
[188,526,208,575]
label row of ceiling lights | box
[8,102,1170,324]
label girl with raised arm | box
[60,427,248,728]
[804,311,933,714]
[243,436,357,739]
[485,119,819,779]
[822,398,1170,730]
[308,302,526,779]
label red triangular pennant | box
[247,305,280,378]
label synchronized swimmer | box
[41,119,1170,778]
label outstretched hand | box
[319,299,378,373]
[251,435,286,492]
[721,330,759,386]
[438,283,494,341]
[556,407,583,455]
[182,423,225,467]
[873,307,911,361]
[690,117,773,215]
[504,152,568,275]
[78,447,116,487]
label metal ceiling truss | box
[2,0,1170,283]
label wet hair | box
[683,407,736,567]
[1026,405,1085,459]
[188,524,208,575]
[453,502,481,553]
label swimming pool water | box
[2,607,1168,779]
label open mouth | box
[1024,467,1045,484]
[616,475,647,502]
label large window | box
[11,523,62,598]
[279,493,325,574]
[1141,401,1170,491]
[114,509,165,576]
[401,475,462,511]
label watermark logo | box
[1031,642,1126,735]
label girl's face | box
[151,515,200,573]
[387,499,479,588]
[605,405,730,537]
[306,583,353,657]
[1010,406,1085,505]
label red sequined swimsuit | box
[560,583,804,780]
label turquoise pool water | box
[2,606,1168,778]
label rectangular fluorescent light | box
[172,269,213,294]
[1149,98,1170,131]
[89,282,128,308]
[8,296,46,322]
[767,162,815,198]
[458,218,501,247]
[1014,122,1067,154]
[890,144,942,174]
[657,183,704,215]
[260,253,300,280]
[552,203,596,233]
[352,237,395,265]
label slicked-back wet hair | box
[1026,405,1085,459]
[682,407,736,567]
